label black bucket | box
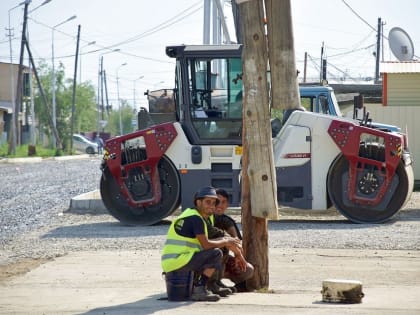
[165,270,194,301]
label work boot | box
[234,281,248,293]
[191,285,220,302]
[217,280,237,293]
[207,280,232,297]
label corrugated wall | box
[365,104,420,180]
[387,74,420,106]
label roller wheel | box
[327,145,412,223]
[100,155,181,225]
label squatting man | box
[161,186,252,301]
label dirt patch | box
[0,258,51,282]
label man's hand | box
[223,236,242,253]
[234,254,247,272]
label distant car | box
[72,134,98,154]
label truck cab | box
[299,85,341,116]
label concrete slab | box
[0,248,419,314]
[68,189,107,214]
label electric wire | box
[26,1,202,62]
[341,0,377,32]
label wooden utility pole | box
[265,0,302,110]
[237,0,302,290]
[15,2,30,147]
[237,0,278,290]
[70,25,81,154]
[374,17,381,83]
[14,1,62,151]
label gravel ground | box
[0,156,102,245]
[0,156,419,279]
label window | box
[187,57,243,140]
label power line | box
[27,1,203,64]
[105,1,202,49]
[341,0,377,32]
[327,43,375,59]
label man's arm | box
[196,234,240,251]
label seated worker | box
[161,186,244,302]
[214,188,254,292]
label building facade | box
[0,62,32,146]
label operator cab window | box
[187,57,243,141]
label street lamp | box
[133,76,144,109]
[28,0,52,14]
[51,14,76,148]
[97,48,120,134]
[116,62,127,135]
[8,0,27,155]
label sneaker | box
[191,285,220,302]
[217,280,237,293]
[207,281,232,297]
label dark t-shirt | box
[206,218,226,239]
[214,214,242,240]
[173,215,205,238]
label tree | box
[72,81,97,133]
[33,60,97,150]
[104,100,136,136]
[61,79,97,149]
[33,60,55,141]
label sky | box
[1,0,419,110]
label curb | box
[0,156,43,163]
[68,189,107,214]
[0,154,101,164]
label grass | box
[0,143,59,158]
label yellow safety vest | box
[209,214,215,225]
[161,208,208,272]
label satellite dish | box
[388,27,415,61]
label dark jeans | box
[177,248,223,274]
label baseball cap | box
[194,186,219,201]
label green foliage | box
[271,108,283,121]
[300,98,311,111]
[33,60,97,152]
[103,100,136,136]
